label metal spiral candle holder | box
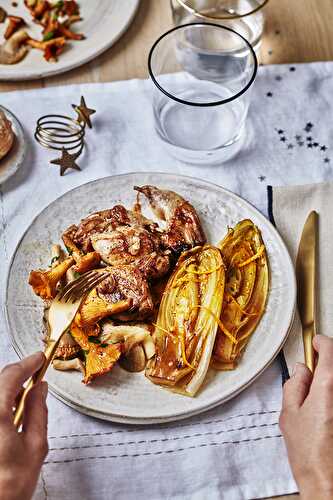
[34,96,96,176]
[35,114,85,156]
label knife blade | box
[295,211,318,372]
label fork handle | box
[13,340,58,429]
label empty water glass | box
[170,0,268,53]
[148,23,257,165]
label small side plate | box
[0,106,26,185]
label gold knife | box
[295,211,318,372]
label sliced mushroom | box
[55,331,80,360]
[53,358,85,374]
[0,30,29,65]
[142,335,156,360]
[101,322,155,356]
[119,345,146,373]
[4,16,25,40]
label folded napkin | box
[1,61,333,500]
[268,181,333,376]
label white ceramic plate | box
[0,0,140,81]
[0,105,26,184]
[5,173,296,424]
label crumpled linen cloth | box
[1,61,333,500]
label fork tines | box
[59,270,109,302]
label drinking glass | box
[148,23,257,165]
[170,0,268,53]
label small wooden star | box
[321,145,327,151]
[50,148,81,176]
[72,96,96,128]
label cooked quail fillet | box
[135,185,206,253]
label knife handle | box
[303,325,315,372]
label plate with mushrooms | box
[0,0,140,80]
[5,173,296,424]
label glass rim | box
[148,22,258,108]
[173,0,269,20]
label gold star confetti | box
[50,148,81,176]
[72,96,96,128]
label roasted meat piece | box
[98,266,155,321]
[64,205,158,254]
[91,225,159,265]
[134,185,206,253]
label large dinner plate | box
[0,0,140,81]
[5,173,296,424]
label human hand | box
[280,334,333,500]
[0,352,48,500]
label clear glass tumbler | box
[148,23,257,165]
[170,0,268,53]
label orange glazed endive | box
[146,245,225,396]
[213,220,269,370]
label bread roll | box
[0,110,14,160]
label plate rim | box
[5,171,296,424]
[0,0,140,81]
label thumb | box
[282,363,313,411]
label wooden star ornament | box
[50,148,81,176]
[72,96,96,128]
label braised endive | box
[146,245,225,396]
[213,220,269,370]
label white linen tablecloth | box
[1,61,333,499]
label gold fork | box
[13,269,109,429]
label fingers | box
[0,352,45,419]
[23,382,48,462]
[311,334,333,392]
[281,363,313,411]
[313,334,333,364]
